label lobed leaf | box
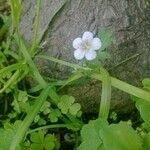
[132,78,150,131]
[99,122,142,150]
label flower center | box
[81,40,92,51]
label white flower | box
[73,31,102,61]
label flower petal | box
[85,50,96,60]
[82,31,93,41]
[92,38,102,50]
[74,49,85,60]
[73,38,82,49]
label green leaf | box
[0,128,15,150]
[98,51,111,61]
[12,98,21,114]
[40,101,50,112]
[30,130,44,150]
[98,28,113,51]
[44,134,60,150]
[78,118,108,150]
[17,90,28,102]
[48,109,61,123]
[143,132,150,150]
[136,100,150,130]
[76,110,82,117]
[58,95,75,114]
[0,121,22,150]
[44,134,55,150]
[79,120,142,150]
[30,131,59,150]
[40,101,51,115]
[99,122,142,150]
[30,130,44,144]
[38,118,46,126]
[78,125,101,150]
[19,101,30,113]
[43,108,50,115]
[30,143,43,150]
[8,112,17,119]
[142,78,150,91]
[34,115,40,123]
[12,90,29,114]
[69,103,81,116]
[20,140,30,150]
[132,78,150,131]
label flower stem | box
[97,67,111,119]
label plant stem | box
[9,0,22,60]
[20,40,47,88]
[27,124,78,134]
[30,0,41,56]
[98,67,111,119]
[10,85,52,150]
[10,0,46,87]
[0,63,24,77]
[39,55,150,102]
[0,70,20,94]
[91,73,150,102]
[37,55,91,70]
